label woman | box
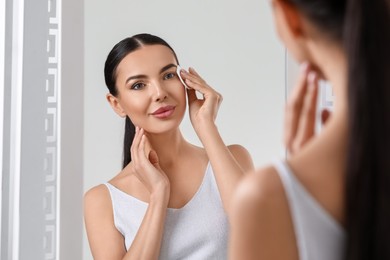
[229,0,389,259]
[84,33,254,259]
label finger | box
[184,78,207,96]
[293,71,319,152]
[321,109,331,126]
[142,133,153,158]
[148,150,160,168]
[180,70,212,94]
[139,135,160,172]
[288,62,311,104]
[138,134,146,159]
[188,67,204,79]
[185,79,208,94]
[131,127,144,164]
[130,126,140,155]
[136,134,152,169]
[180,69,204,85]
[184,77,222,104]
[131,127,140,163]
[284,62,310,149]
[132,134,154,190]
[187,87,199,104]
[187,67,206,83]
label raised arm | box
[180,68,254,212]
[84,127,170,260]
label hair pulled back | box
[104,33,179,168]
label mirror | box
[0,0,287,259]
[83,0,286,258]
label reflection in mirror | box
[85,33,257,258]
[83,0,286,259]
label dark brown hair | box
[104,33,179,168]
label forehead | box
[116,45,177,76]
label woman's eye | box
[164,72,175,80]
[131,82,145,90]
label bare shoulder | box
[84,184,127,258]
[227,144,255,172]
[84,184,112,215]
[229,165,299,259]
[84,184,110,202]
[231,165,285,213]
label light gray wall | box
[84,1,285,259]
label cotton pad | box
[176,65,189,89]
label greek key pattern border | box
[43,0,60,259]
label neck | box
[304,36,349,172]
[145,129,189,169]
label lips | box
[151,105,175,118]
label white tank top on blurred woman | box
[274,159,346,260]
[104,162,228,260]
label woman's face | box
[108,44,186,134]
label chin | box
[145,119,184,135]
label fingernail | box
[308,71,317,83]
[300,62,309,72]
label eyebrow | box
[125,63,178,85]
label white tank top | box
[273,160,346,260]
[104,162,228,259]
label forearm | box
[197,122,246,212]
[183,67,253,211]
[123,193,168,260]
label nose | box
[151,81,168,102]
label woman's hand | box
[284,63,331,155]
[130,127,170,200]
[180,67,223,132]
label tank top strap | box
[273,159,345,260]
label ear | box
[106,93,127,118]
[272,0,305,39]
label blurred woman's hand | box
[284,63,331,155]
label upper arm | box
[84,185,126,260]
[227,144,255,173]
[228,166,299,260]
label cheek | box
[175,85,187,106]
[121,95,148,119]
[167,84,187,116]
[167,80,186,101]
